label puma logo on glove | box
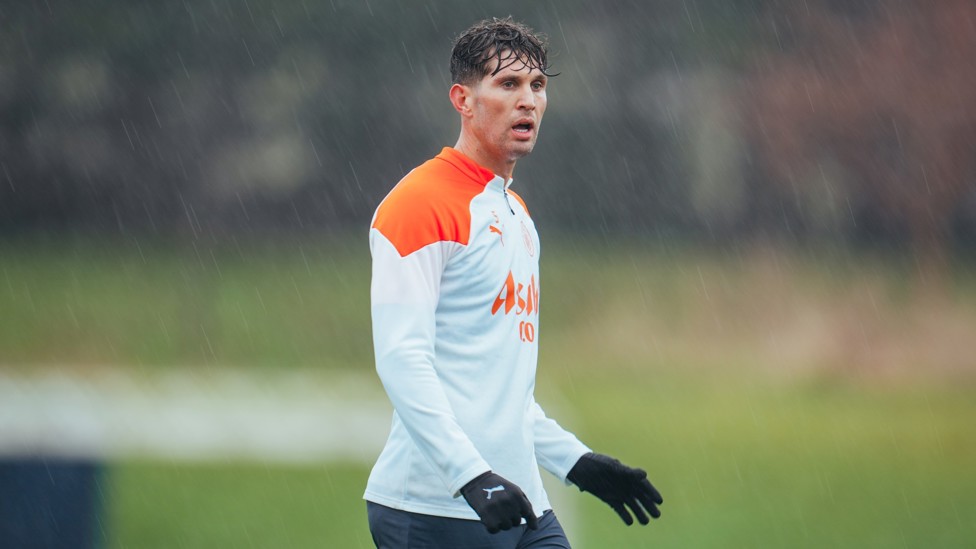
[461,471,538,534]
[483,485,505,499]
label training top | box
[364,147,591,520]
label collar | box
[436,147,513,189]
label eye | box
[531,81,545,91]
[502,81,516,89]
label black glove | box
[460,471,539,534]
[567,452,663,526]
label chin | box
[510,142,536,159]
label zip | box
[502,187,515,215]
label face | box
[466,53,548,165]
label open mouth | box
[512,121,534,134]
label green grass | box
[3,235,975,376]
[106,461,374,549]
[0,236,373,370]
[548,372,976,548]
[102,375,976,548]
[5,236,976,547]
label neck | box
[454,135,515,180]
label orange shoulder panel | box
[507,189,530,217]
[372,156,487,257]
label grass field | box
[3,236,976,547]
[103,376,976,548]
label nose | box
[517,85,536,111]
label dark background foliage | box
[3,0,974,259]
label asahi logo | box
[491,271,539,342]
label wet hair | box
[450,17,556,85]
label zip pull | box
[502,187,515,215]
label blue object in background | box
[0,458,103,549]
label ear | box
[449,83,474,118]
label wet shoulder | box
[372,157,486,257]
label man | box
[365,17,662,548]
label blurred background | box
[1,0,974,547]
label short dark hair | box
[450,17,555,85]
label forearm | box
[530,400,591,481]
[373,312,490,494]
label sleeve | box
[530,399,592,483]
[369,227,491,497]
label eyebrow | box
[493,72,547,83]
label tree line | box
[2,0,973,266]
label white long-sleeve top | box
[363,147,591,520]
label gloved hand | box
[460,471,539,534]
[567,452,663,526]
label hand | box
[567,452,663,525]
[460,471,539,534]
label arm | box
[531,399,663,526]
[370,230,490,496]
[530,400,592,482]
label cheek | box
[472,106,493,132]
[474,101,505,129]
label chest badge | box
[521,221,535,257]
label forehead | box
[484,49,544,79]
